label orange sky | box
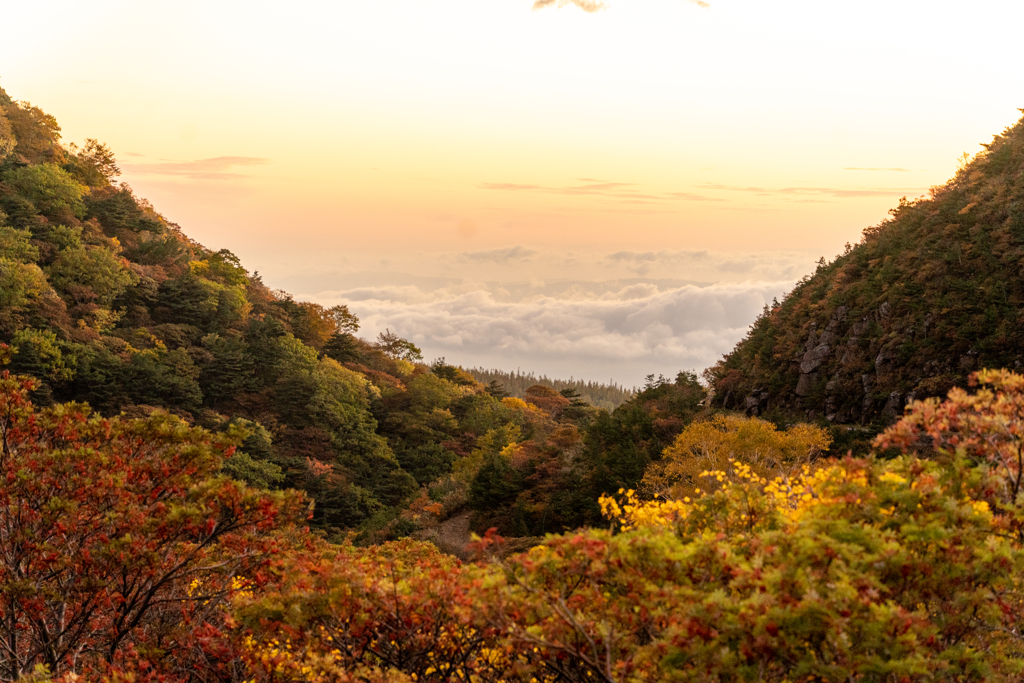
[3,0,1023,383]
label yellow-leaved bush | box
[640,414,831,501]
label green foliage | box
[30,222,83,256]
[45,244,138,306]
[0,222,38,262]
[65,138,120,187]
[3,163,85,219]
[122,348,204,412]
[322,331,359,363]
[221,451,285,489]
[9,329,75,383]
[85,184,165,236]
[584,370,707,500]
[199,331,258,406]
[0,259,49,332]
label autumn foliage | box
[0,371,306,681]
[216,371,1024,683]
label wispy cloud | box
[479,180,718,204]
[843,167,913,172]
[605,249,815,279]
[664,191,726,202]
[122,156,270,180]
[459,245,538,264]
[699,182,926,199]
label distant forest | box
[466,367,634,410]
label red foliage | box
[0,372,306,680]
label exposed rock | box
[824,375,842,422]
[881,391,904,420]
[743,389,769,416]
[795,372,818,397]
[803,323,819,352]
[851,318,871,336]
[800,344,831,374]
[875,340,899,374]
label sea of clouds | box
[306,278,795,388]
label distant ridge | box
[708,110,1024,425]
[466,367,634,410]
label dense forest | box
[5,88,1024,683]
[708,110,1024,426]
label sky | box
[2,0,1023,387]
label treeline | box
[466,367,634,410]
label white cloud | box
[312,279,793,387]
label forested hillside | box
[0,87,705,540]
[708,111,1024,425]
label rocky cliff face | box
[710,112,1024,425]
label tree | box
[330,303,360,334]
[642,414,831,500]
[0,105,15,160]
[0,372,306,680]
[0,222,39,262]
[875,367,1024,539]
[582,371,706,505]
[0,260,49,333]
[45,245,138,307]
[67,138,120,187]
[2,164,86,221]
[233,539,514,683]
[2,101,63,164]
[375,328,423,362]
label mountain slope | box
[709,111,1024,424]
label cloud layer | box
[313,279,793,387]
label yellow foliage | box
[603,459,862,532]
[642,414,830,501]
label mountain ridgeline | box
[708,111,1024,426]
